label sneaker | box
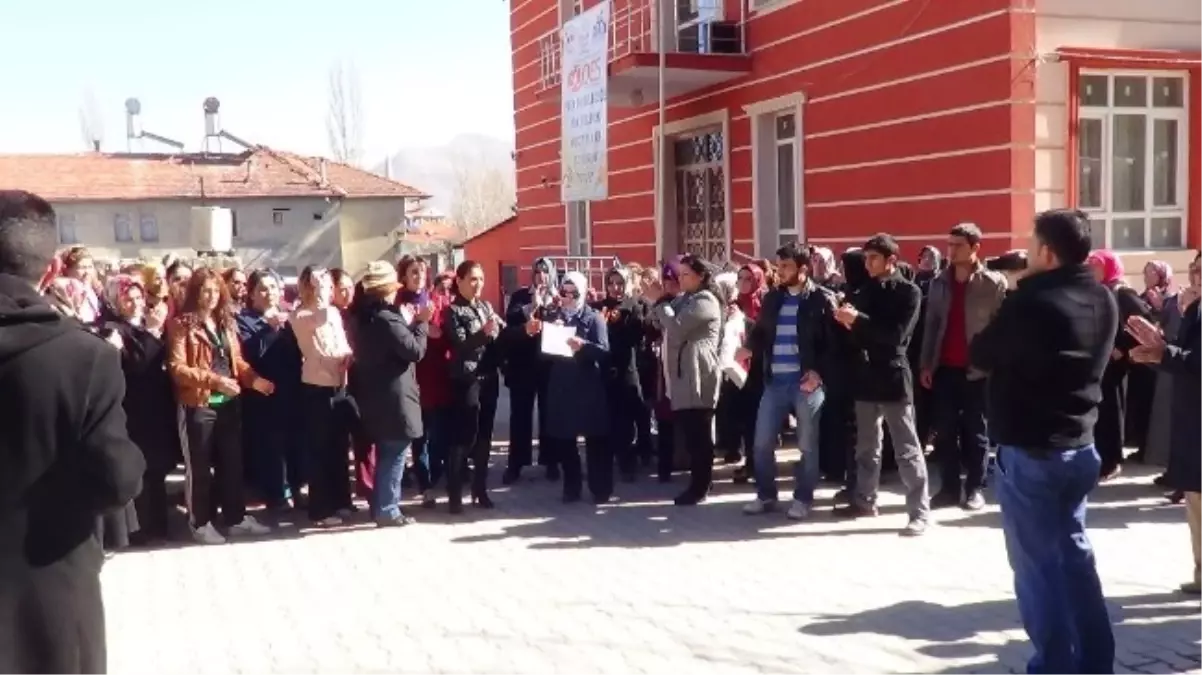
[786,500,812,521]
[420,493,438,509]
[229,515,271,536]
[963,491,986,511]
[314,516,343,528]
[832,502,879,519]
[376,513,416,528]
[900,518,929,537]
[336,507,355,520]
[743,498,777,515]
[1180,580,1202,596]
[192,523,227,545]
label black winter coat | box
[843,271,922,403]
[0,274,145,674]
[349,300,427,442]
[1162,298,1201,493]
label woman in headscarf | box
[59,245,103,325]
[1146,259,1199,495]
[647,257,684,482]
[728,264,767,481]
[1128,261,1177,461]
[644,255,723,505]
[593,265,652,482]
[104,274,179,545]
[1087,249,1155,479]
[810,247,842,291]
[528,270,612,502]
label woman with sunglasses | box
[644,254,724,505]
[527,271,612,503]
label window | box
[113,213,132,242]
[231,211,240,238]
[1077,71,1188,250]
[272,208,287,226]
[750,106,801,254]
[57,213,78,245]
[567,201,590,255]
[774,113,798,247]
[139,214,159,242]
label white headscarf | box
[560,271,589,315]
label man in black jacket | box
[832,234,931,536]
[737,242,836,520]
[0,190,145,674]
[969,208,1116,674]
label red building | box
[467,0,1200,283]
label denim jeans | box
[996,444,1114,674]
[751,379,825,505]
[373,439,412,520]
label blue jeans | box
[752,379,825,504]
[373,439,412,519]
[996,444,1114,674]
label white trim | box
[808,232,1013,245]
[808,54,1012,105]
[520,244,568,252]
[742,91,808,117]
[652,109,727,137]
[565,200,591,255]
[592,241,655,251]
[1075,70,1190,250]
[520,223,566,231]
[593,216,651,226]
[804,99,1026,140]
[733,207,753,214]
[805,143,1021,174]
[808,188,1024,209]
[513,8,1010,136]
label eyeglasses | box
[559,288,579,299]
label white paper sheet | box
[540,322,576,358]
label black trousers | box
[655,412,676,480]
[1096,362,1128,475]
[449,373,500,503]
[932,367,990,495]
[507,376,550,470]
[820,390,855,482]
[715,380,745,461]
[242,397,305,506]
[132,466,169,540]
[607,380,644,475]
[181,403,246,529]
[675,408,716,498]
[302,384,353,521]
[550,435,613,500]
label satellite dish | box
[203,97,221,114]
[124,98,141,115]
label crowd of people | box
[1,187,1198,673]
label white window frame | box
[272,208,288,226]
[744,93,805,256]
[1076,69,1189,251]
[57,213,78,245]
[565,200,591,256]
[138,213,159,242]
[113,213,133,243]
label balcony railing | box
[537,0,747,95]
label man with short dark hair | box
[919,222,1007,511]
[832,233,931,536]
[0,190,145,673]
[738,242,836,519]
[970,208,1116,674]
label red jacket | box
[416,291,453,409]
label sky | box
[0,0,516,161]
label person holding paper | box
[525,271,612,503]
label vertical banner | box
[560,1,609,202]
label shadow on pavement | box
[796,592,1201,674]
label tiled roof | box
[0,148,429,202]
[398,218,462,246]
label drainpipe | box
[655,0,668,262]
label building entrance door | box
[673,129,727,262]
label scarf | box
[1145,260,1176,295]
[1087,249,1125,286]
[736,264,765,321]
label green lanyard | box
[204,324,232,407]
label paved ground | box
[104,395,1200,674]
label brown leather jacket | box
[166,313,258,407]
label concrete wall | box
[54,196,411,275]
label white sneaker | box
[315,516,343,527]
[229,515,271,536]
[743,498,776,515]
[192,523,227,545]
[786,500,812,521]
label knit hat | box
[361,260,399,291]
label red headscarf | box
[1087,249,1125,286]
[1144,260,1176,294]
[736,264,766,321]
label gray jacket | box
[920,263,1007,380]
[654,289,722,411]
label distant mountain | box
[378,133,515,213]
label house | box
[499,0,1200,282]
[392,202,463,272]
[0,147,431,276]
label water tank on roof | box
[190,207,234,253]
